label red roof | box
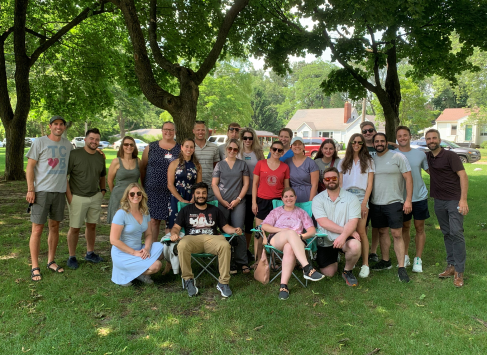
[436,108,471,122]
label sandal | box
[47,261,64,273]
[241,265,251,274]
[31,267,42,281]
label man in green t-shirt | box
[66,128,107,269]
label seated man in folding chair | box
[261,187,325,300]
[170,182,242,298]
[312,167,362,287]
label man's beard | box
[375,144,385,152]
[427,142,439,151]
[195,197,207,206]
[326,182,339,191]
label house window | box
[293,131,297,137]
[481,125,487,136]
[303,131,309,138]
[318,131,333,138]
[451,125,457,135]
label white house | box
[434,108,486,147]
[285,102,382,143]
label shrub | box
[481,141,487,149]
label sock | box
[303,263,311,273]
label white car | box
[207,135,227,146]
[113,138,148,151]
[71,137,85,149]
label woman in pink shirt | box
[261,188,325,300]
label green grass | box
[0,153,487,354]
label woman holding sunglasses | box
[337,133,375,278]
[314,139,341,193]
[212,139,250,273]
[110,183,164,286]
[167,139,202,229]
[252,141,290,261]
[107,136,141,224]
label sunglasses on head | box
[129,191,142,197]
[228,127,240,133]
[123,143,134,147]
[362,128,375,134]
[352,141,364,145]
[227,147,239,153]
[271,147,284,153]
[324,176,338,182]
[242,136,253,141]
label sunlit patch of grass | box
[96,327,111,337]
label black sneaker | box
[342,270,358,287]
[303,267,325,281]
[368,253,379,263]
[67,257,79,270]
[371,259,392,271]
[84,252,104,263]
[184,279,198,297]
[279,286,289,300]
[398,267,410,283]
[216,283,233,298]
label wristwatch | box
[101,189,107,193]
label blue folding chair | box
[162,201,237,288]
[252,200,327,287]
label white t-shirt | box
[337,158,375,191]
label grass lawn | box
[0,150,486,354]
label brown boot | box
[454,272,464,287]
[438,264,455,278]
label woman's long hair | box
[176,138,201,173]
[340,133,372,174]
[119,183,149,215]
[239,127,265,160]
[117,136,138,158]
[314,139,338,161]
[223,138,242,158]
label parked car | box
[0,139,5,148]
[113,138,148,151]
[301,138,343,158]
[207,135,227,146]
[411,139,481,163]
[71,137,85,149]
[98,141,110,149]
[25,137,36,147]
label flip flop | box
[47,261,64,273]
[31,267,42,281]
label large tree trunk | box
[169,77,199,143]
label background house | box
[434,108,486,147]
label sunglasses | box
[129,191,142,197]
[228,127,240,133]
[227,147,239,153]
[352,141,364,145]
[242,136,253,141]
[324,176,338,182]
[271,147,284,153]
[123,143,134,147]
[362,128,375,134]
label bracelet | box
[28,190,34,192]
[101,189,107,192]
[237,197,242,201]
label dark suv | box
[411,139,481,163]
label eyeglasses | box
[227,147,239,153]
[242,136,253,141]
[228,127,240,133]
[362,128,375,134]
[123,143,134,147]
[324,176,338,182]
[162,129,175,132]
[352,141,364,145]
[129,191,142,197]
[271,147,284,153]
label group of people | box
[26,116,469,299]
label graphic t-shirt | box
[253,160,290,199]
[175,204,228,236]
[25,136,73,192]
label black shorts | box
[244,195,254,233]
[369,202,403,229]
[316,237,354,268]
[403,199,430,222]
[255,197,280,221]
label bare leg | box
[414,219,426,258]
[342,239,361,270]
[143,260,162,275]
[280,243,296,285]
[320,262,338,277]
[378,227,391,261]
[402,220,412,257]
[47,220,61,263]
[253,217,264,265]
[391,228,405,267]
[371,227,380,254]
[245,232,252,249]
[269,230,309,266]
[150,219,162,244]
[85,223,97,253]
[67,227,81,257]
[29,223,44,280]
[357,217,369,266]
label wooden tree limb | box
[25,28,49,41]
[366,24,382,89]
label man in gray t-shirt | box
[396,126,430,273]
[218,122,241,160]
[26,116,72,280]
[66,128,107,270]
[369,133,413,283]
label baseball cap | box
[49,115,66,124]
[291,137,305,145]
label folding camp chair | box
[162,201,237,288]
[252,200,327,287]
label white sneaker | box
[358,265,370,278]
[412,257,423,273]
[397,255,411,267]
[136,274,154,284]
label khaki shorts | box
[68,192,103,228]
[31,192,66,225]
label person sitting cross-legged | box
[261,187,325,300]
[170,182,242,298]
[312,167,362,287]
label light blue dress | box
[111,209,164,285]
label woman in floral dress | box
[167,139,202,229]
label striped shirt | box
[195,141,220,189]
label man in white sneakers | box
[396,126,430,273]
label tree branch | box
[25,28,49,41]
[194,0,250,84]
[0,27,14,43]
[366,24,382,89]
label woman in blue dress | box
[110,183,164,286]
[167,138,202,229]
